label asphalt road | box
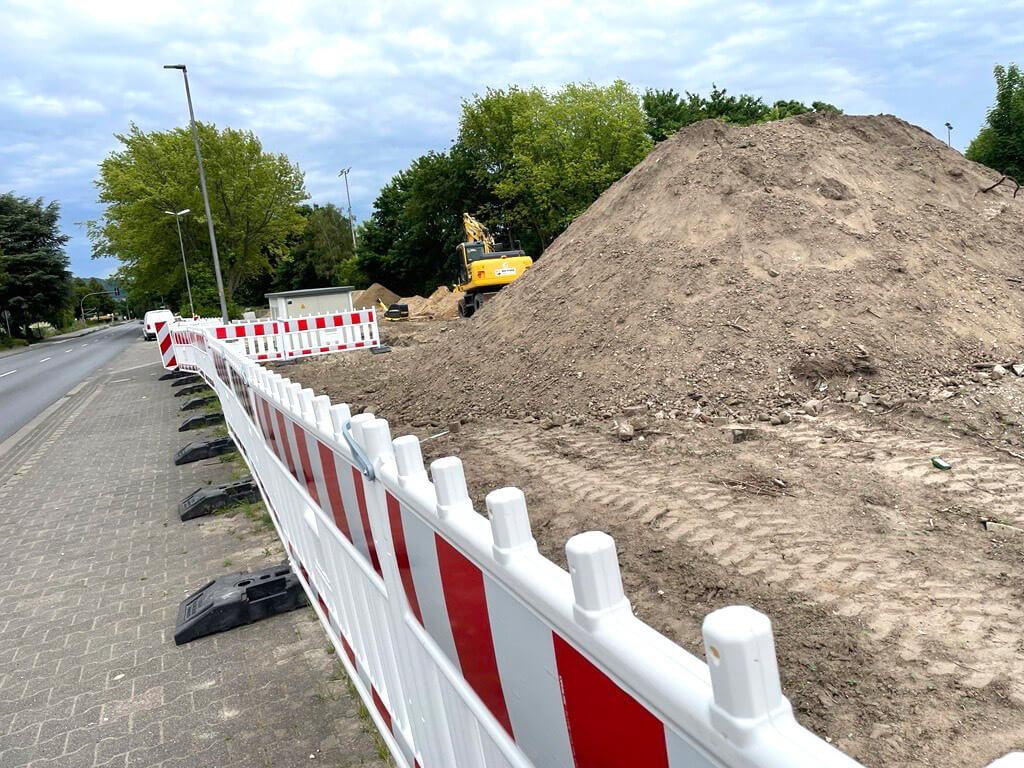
[0,322,145,443]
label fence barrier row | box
[157,312,1022,768]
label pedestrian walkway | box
[0,339,386,768]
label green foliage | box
[273,203,364,292]
[493,80,652,249]
[92,122,307,315]
[0,193,71,338]
[358,146,493,296]
[966,63,1024,182]
[360,81,651,293]
[642,85,842,142]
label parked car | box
[142,309,174,341]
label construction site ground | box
[291,316,1024,768]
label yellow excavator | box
[455,213,532,318]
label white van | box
[142,309,174,341]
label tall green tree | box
[91,122,307,315]
[358,146,490,296]
[0,193,71,338]
[967,63,1024,182]
[274,203,364,291]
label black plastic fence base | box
[170,374,201,387]
[159,370,192,381]
[174,436,235,465]
[179,395,217,412]
[174,383,210,398]
[174,563,308,645]
[179,478,260,521]
[370,345,392,355]
[179,412,225,432]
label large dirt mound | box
[311,114,1024,423]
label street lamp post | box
[80,290,117,325]
[945,122,954,147]
[338,167,358,252]
[163,64,229,324]
[165,208,195,317]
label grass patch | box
[343,675,393,763]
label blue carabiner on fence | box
[342,419,375,480]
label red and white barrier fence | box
[156,309,379,368]
[159,318,1024,768]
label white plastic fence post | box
[702,605,788,744]
[565,531,631,630]
[328,403,353,435]
[393,435,429,488]
[288,382,304,416]
[430,457,473,520]
[486,488,537,565]
[361,418,396,466]
[298,388,316,424]
[311,395,333,434]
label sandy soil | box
[288,318,1024,768]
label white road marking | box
[38,357,51,363]
[64,349,72,353]
[0,370,14,378]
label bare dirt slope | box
[294,335,1024,767]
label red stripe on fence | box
[349,312,360,325]
[386,493,423,624]
[340,633,356,665]
[298,318,309,331]
[319,346,330,353]
[552,633,670,768]
[260,399,277,454]
[317,592,330,619]
[292,424,319,504]
[159,335,172,354]
[351,467,382,576]
[316,316,326,329]
[215,326,227,339]
[167,356,177,368]
[254,323,264,335]
[371,687,392,732]
[435,536,513,736]
[318,442,352,540]
[276,411,298,477]
[333,314,345,326]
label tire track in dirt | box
[475,416,1024,704]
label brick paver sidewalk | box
[0,339,386,767]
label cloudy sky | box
[2,0,1022,278]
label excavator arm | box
[462,213,495,252]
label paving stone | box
[0,342,385,767]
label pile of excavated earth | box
[310,113,1024,427]
[292,113,1024,767]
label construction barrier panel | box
[158,309,379,370]
[160,317,1023,768]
